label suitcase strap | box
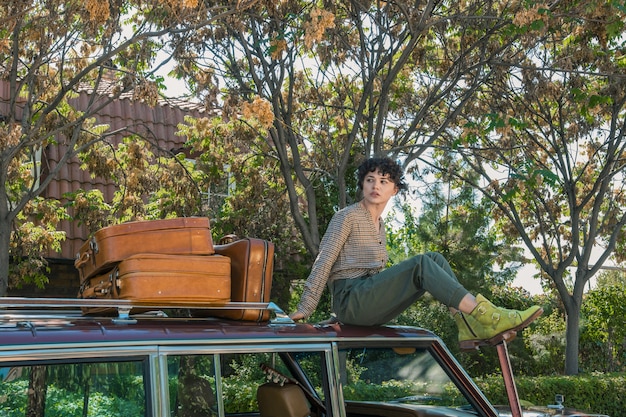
[79,269,120,299]
[80,281,112,298]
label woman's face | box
[361,169,398,206]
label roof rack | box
[0,297,294,325]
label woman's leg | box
[332,251,543,351]
[332,252,469,326]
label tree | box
[580,285,626,373]
[60,40,303,311]
[595,268,626,288]
[69,136,209,230]
[436,0,626,374]
[0,0,246,295]
[172,0,527,261]
[387,171,521,294]
[386,168,534,375]
[176,114,306,306]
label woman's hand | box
[289,311,305,321]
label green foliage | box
[49,390,144,417]
[524,300,567,375]
[386,176,520,297]
[9,197,68,289]
[476,373,626,417]
[179,114,309,307]
[0,377,145,417]
[393,298,457,345]
[72,136,208,228]
[580,285,626,373]
[595,269,626,288]
[221,378,258,413]
[219,353,283,413]
[342,380,413,401]
[288,277,332,324]
[0,379,28,416]
[63,189,112,234]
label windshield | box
[338,346,471,408]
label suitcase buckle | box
[89,238,99,254]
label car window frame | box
[332,338,498,417]
[157,342,337,417]
[0,351,155,417]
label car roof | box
[0,297,440,351]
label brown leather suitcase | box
[79,253,231,314]
[75,217,214,281]
[210,237,274,321]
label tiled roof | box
[0,80,209,260]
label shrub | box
[475,373,626,417]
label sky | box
[512,265,544,295]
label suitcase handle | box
[75,239,98,270]
[218,234,239,245]
[75,252,91,270]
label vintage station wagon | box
[0,298,608,417]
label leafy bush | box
[221,377,259,413]
[580,285,626,373]
[0,373,145,417]
[343,379,415,401]
[476,373,626,417]
[0,380,144,417]
[0,379,28,416]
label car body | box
[495,405,610,417]
[0,298,609,417]
[494,394,610,417]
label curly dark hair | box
[356,157,408,192]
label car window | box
[339,346,470,408]
[226,352,288,414]
[0,359,147,417]
[291,351,327,402]
[169,355,218,417]
[168,352,300,416]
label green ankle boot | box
[464,294,543,348]
[454,311,517,351]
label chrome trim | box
[0,346,158,362]
[155,350,169,417]
[0,297,295,325]
[330,342,347,417]
[214,353,224,417]
[157,343,332,356]
[267,301,295,325]
[0,297,271,314]
[0,334,442,355]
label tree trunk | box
[27,365,47,417]
[0,221,9,296]
[564,305,581,375]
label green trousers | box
[331,252,469,326]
